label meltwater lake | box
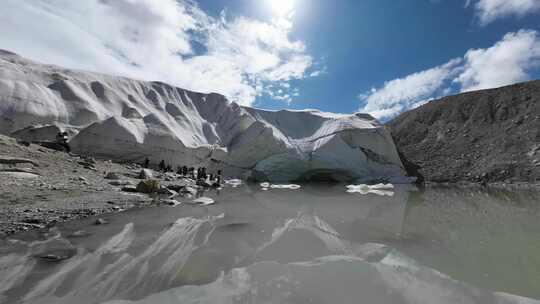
[1,183,540,304]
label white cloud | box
[359,29,540,120]
[358,59,462,120]
[468,0,540,25]
[456,30,540,91]
[0,0,318,106]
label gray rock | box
[121,186,138,193]
[105,172,122,180]
[136,180,160,194]
[179,186,198,195]
[138,169,153,180]
[158,187,177,196]
[94,218,108,225]
[160,199,181,206]
[37,249,77,262]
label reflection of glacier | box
[251,184,411,242]
[258,212,351,254]
[1,204,539,304]
[1,215,223,304]
[101,255,540,304]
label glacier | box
[0,49,409,182]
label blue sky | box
[1,0,539,120]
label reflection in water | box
[0,185,539,303]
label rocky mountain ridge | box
[388,80,540,184]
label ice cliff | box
[0,50,408,182]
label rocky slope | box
[0,50,407,183]
[0,134,155,236]
[387,80,540,184]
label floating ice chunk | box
[369,183,394,190]
[225,179,243,187]
[346,184,394,196]
[260,182,300,190]
[347,184,370,190]
[347,183,394,190]
[269,184,301,190]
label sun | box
[267,0,296,17]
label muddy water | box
[1,184,539,304]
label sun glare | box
[267,0,296,17]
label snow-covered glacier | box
[0,49,408,182]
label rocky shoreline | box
[0,134,219,237]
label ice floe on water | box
[260,182,301,190]
[224,179,243,187]
[346,183,395,196]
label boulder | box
[136,180,160,194]
[157,187,177,196]
[31,238,77,262]
[179,186,198,195]
[10,125,62,142]
[94,218,108,225]
[138,169,153,180]
[121,186,138,193]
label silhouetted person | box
[209,173,214,182]
[216,170,222,184]
[182,166,188,176]
[143,157,150,169]
[56,131,70,153]
[201,167,207,180]
[158,160,166,172]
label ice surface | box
[0,51,409,182]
